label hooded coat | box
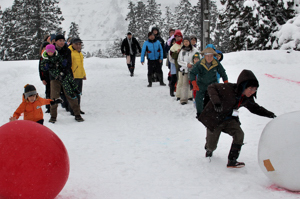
[151,27,165,58]
[199,70,275,131]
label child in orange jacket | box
[9,84,62,125]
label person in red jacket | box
[9,84,62,125]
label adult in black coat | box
[121,32,141,76]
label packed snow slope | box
[1,50,300,199]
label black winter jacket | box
[199,70,275,131]
[56,44,73,78]
[121,37,141,56]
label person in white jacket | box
[177,37,199,105]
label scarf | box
[127,38,133,55]
[176,39,183,45]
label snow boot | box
[170,84,175,97]
[49,117,56,123]
[227,159,245,168]
[75,115,84,122]
[158,73,166,86]
[147,75,152,87]
[129,66,134,77]
[227,143,245,168]
[205,150,213,157]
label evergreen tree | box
[68,22,80,38]
[126,1,137,34]
[145,0,163,36]
[192,0,202,40]
[175,0,194,36]
[0,0,64,60]
[134,1,148,44]
[219,0,295,51]
[106,38,123,58]
[209,0,220,47]
[162,6,177,39]
[219,0,245,51]
[0,7,15,60]
[260,0,295,49]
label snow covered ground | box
[1,50,300,199]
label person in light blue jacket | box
[141,32,166,87]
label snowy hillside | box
[0,0,219,54]
[59,0,129,52]
[1,50,300,198]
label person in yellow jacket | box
[68,38,86,115]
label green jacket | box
[189,58,228,90]
[41,51,65,80]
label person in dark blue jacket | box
[141,32,166,87]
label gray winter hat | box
[24,84,37,99]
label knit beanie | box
[24,84,37,99]
[193,52,200,61]
[45,44,56,53]
[50,34,56,41]
[190,35,197,41]
[55,34,65,41]
[183,36,191,43]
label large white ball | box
[258,111,300,191]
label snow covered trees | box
[175,0,194,36]
[0,0,64,60]
[68,22,80,39]
[126,0,162,44]
[219,0,295,51]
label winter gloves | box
[214,103,223,112]
[192,81,199,91]
[268,113,277,118]
[50,98,63,105]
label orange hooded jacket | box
[13,95,52,122]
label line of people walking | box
[121,27,276,168]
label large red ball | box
[0,120,69,199]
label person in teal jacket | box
[190,47,228,118]
[141,32,166,87]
